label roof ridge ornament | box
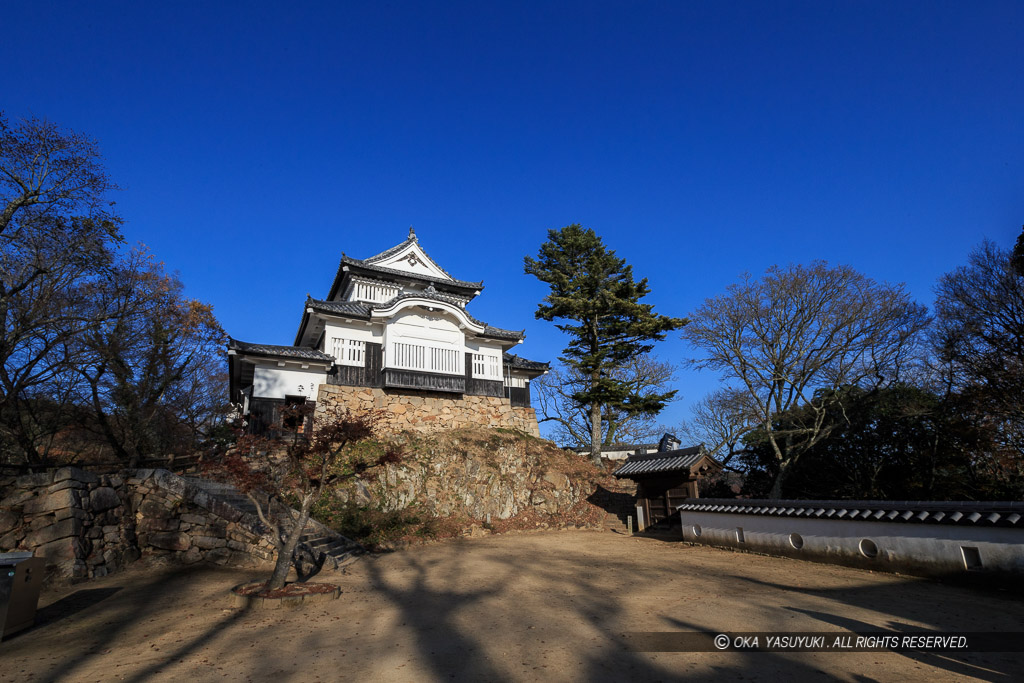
[409,225,416,241]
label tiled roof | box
[677,498,1024,528]
[613,446,713,478]
[307,298,372,318]
[503,353,548,370]
[482,325,525,341]
[341,255,484,291]
[228,338,334,362]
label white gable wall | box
[253,364,327,400]
[374,243,453,281]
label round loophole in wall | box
[859,539,878,559]
[692,525,702,537]
[789,533,804,549]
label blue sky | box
[6,2,1023,439]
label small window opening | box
[789,533,804,549]
[961,546,983,570]
[859,538,879,559]
[735,527,745,543]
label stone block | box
[129,468,155,484]
[152,469,187,496]
[0,489,36,507]
[180,513,207,525]
[90,486,122,512]
[0,509,19,535]
[35,536,85,563]
[30,514,54,531]
[53,467,98,485]
[0,528,24,549]
[192,535,227,549]
[148,531,191,551]
[137,498,173,519]
[47,479,87,493]
[22,487,79,515]
[15,472,54,488]
[137,517,180,533]
[25,517,82,547]
[205,547,231,565]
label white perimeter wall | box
[252,364,327,400]
[679,509,1024,578]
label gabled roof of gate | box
[613,445,722,479]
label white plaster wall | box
[465,340,503,355]
[679,509,1024,577]
[252,365,327,400]
[323,321,383,346]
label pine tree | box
[524,224,685,463]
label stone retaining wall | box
[0,468,274,582]
[317,385,541,437]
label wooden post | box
[627,516,633,535]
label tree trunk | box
[589,402,602,465]
[769,458,790,499]
[266,499,311,591]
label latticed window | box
[389,340,463,375]
[472,353,502,380]
[353,281,399,303]
[331,338,366,367]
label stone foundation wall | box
[316,385,541,437]
[0,468,274,582]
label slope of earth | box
[319,428,628,545]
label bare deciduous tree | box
[682,262,929,498]
[677,387,757,467]
[79,247,228,466]
[534,355,678,448]
[933,239,1024,453]
[0,114,122,460]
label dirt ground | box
[1,530,1021,682]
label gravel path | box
[1,530,1020,682]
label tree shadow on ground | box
[10,563,249,683]
[7,587,122,635]
[725,573,1020,680]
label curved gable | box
[371,296,485,334]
